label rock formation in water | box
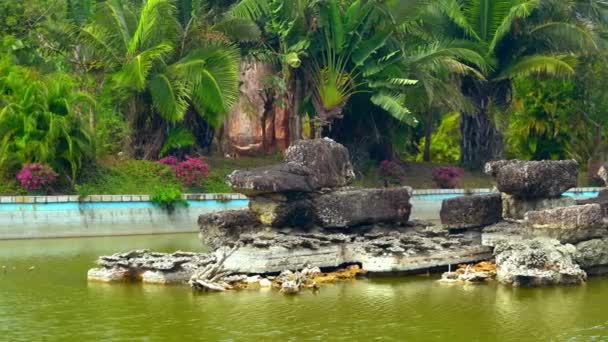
[199,138,491,276]
[493,238,587,287]
[484,160,579,219]
[89,148,608,291]
[439,159,608,287]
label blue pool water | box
[0,199,249,211]
[414,191,598,201]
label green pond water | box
[1,233,608,341]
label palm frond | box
[498,55,576,79]
[370,92,417,126]
[489,0,540,52]
[228,0,270,21]
[149,74,189,122]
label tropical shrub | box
[379,160,406,186]
[158,156,210,188]
[432,166,464,189]
[151,186,187,213]
[0,61,95,183]
[416,112,461,163]
[16,163,58,192]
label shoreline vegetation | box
[1,155,599,197]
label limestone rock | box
[88,250,214,284]
[228,162,318,196]
[313,187,412,228]
[484,160,578,199]
[576,189,608,216]
[198,210,263,248]
[524,204,607,243]
[440,194,502,229]
[501,194,576,220]
[575,238,608,275]
[248,195,315,227]
[494,238,587,287]
[285,138,355,188]
[221,223,492,274]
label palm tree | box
[436,0,597,168]
[81,0,241,158]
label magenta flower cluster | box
[431,166,465,189]
[16,163,58,191]
[379,160,406,185]
[158,156,210,187]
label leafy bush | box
[416,112,461,163]
[151,186,187,213]
[432,166,464,189]
[379,160,406,185]
[0,64,95,182]
[16,163,58,192]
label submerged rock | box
[313,187,413,228]
[501,194,576,220]
[88,250,214,284]
[440,194,502,229]
[484,160,578,199]
[524,204,608,243]
[575,238,608,275]
[493,238,586,287]
[284,138,355,189]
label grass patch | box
[76,159,182,196]
[354,161,494,189]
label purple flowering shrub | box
[158,156,179,166]
[432,166,465,189]
[158,156,210,187]
[379,160,406,185]
[16,163,58,192]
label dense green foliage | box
[1,0,608,193]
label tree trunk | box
[460,108,503,169]
[460,81,507,169]
[423,111,433,162]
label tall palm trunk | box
[460,110,503,168]
[460,81,507,169]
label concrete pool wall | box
[0,188,601,239]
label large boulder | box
[502,194,576,220]
[484,160,578,199]
[198,210,263,248]
[440,194,502,229]
[228,162,318,196]
[494,238,587,287]
[285,138,355,189]
[313,187,412,228]
[248,195,315,227]
[524,204,607,243]
[575,238,608,275]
